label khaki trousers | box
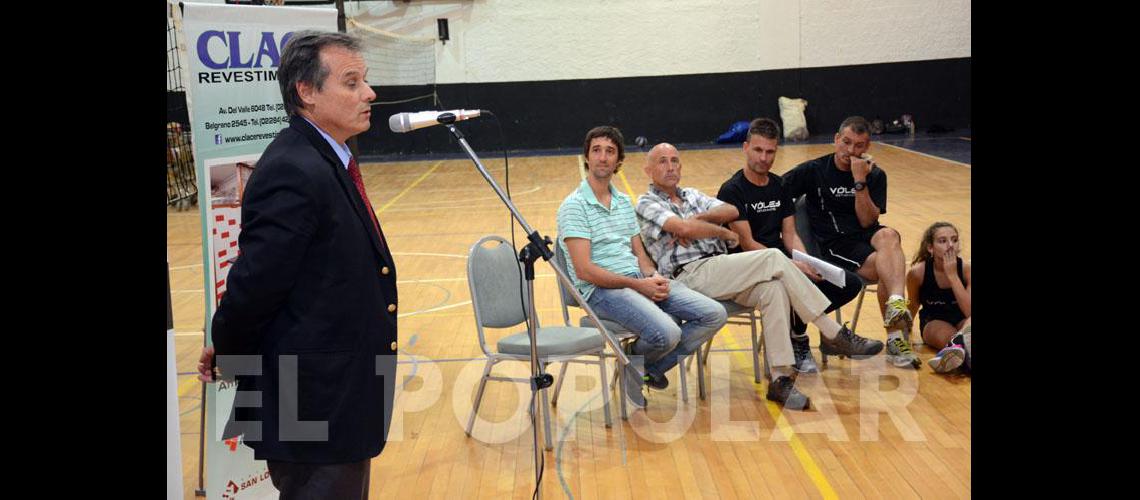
[676,248,831,367]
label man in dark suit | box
[196,30,396,499]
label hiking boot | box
[766,376,811,410]
[792,335,820,373]
[819,324,885,359]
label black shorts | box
[820,225,886,271]
[919,307,967,333]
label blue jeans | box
[586,275,727,377]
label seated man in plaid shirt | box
[634,143,884,410]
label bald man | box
[634,143,883,410]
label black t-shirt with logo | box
[782,153,887,244]
[717,169,795,252]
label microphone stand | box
[444,124,634,499]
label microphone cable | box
[480,111,546,499]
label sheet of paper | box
[792,249,846,288]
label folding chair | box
[465,236,612,450]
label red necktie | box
[346,157,386,249]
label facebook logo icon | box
[215,134,223,145]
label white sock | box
[888,294,904,303]
[887,330,903,341]
[812,316,842,340]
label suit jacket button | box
[381,266,390,275]
[388,304,397,313]
[390,341,397,351]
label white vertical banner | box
[180,3,337,498]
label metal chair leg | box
[696,348,706,400]
[551,362,569,406]
[751,313,762,383]
[617,357,628,420]
[540,374,554,451]
[597,353,612,428]
[679,354,689,403]
[466,358,495,437]
[850,284,868,333]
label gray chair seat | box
[577,316,635,336]
[497,326,606,356]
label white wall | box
[346,0,970,84]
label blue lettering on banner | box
[197,30,228,69]
[197,30,294,70]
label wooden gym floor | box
[169,139,971,499]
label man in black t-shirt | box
[781,116,919,368]
[717,118,863,373]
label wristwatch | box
[853,181,867,191]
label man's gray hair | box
[837,116,871,136]
[278,30,363,117]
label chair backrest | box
[467,235,532,355]
[793,195,823,257]
[552,237,581,326]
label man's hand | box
[197,346,218,383]
[634,274,671,302]
[792,259,823,282]
[721,229,739,249]
[851,155,872,181]
[674,235,692,248]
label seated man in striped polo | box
[635,142,883,410]
[557,125,727,410]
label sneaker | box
[927,344,965,373]
[766,376,811,410]
[886,336,921,369]
[883,297,914,332]
[791,336,820,373]
[644,372,669,390]
[819,324,885,358]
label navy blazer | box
[212,116,398,464]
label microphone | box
[388,109,484,133]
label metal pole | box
[523,265,543,499]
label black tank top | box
[919,257,965,316]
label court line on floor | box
[397,301,471,318]
[617,170,638,204]
[376,160,444,214]
[391,251,468,259]
[877,142,970,168]
[719,328,839,500]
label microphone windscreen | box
[388,113,409,133]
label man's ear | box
[296,81,315,107]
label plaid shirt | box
[635,183,727,278]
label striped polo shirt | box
[557,180,641,301]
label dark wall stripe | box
[167,57,970,159]
[362,57,970,159]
